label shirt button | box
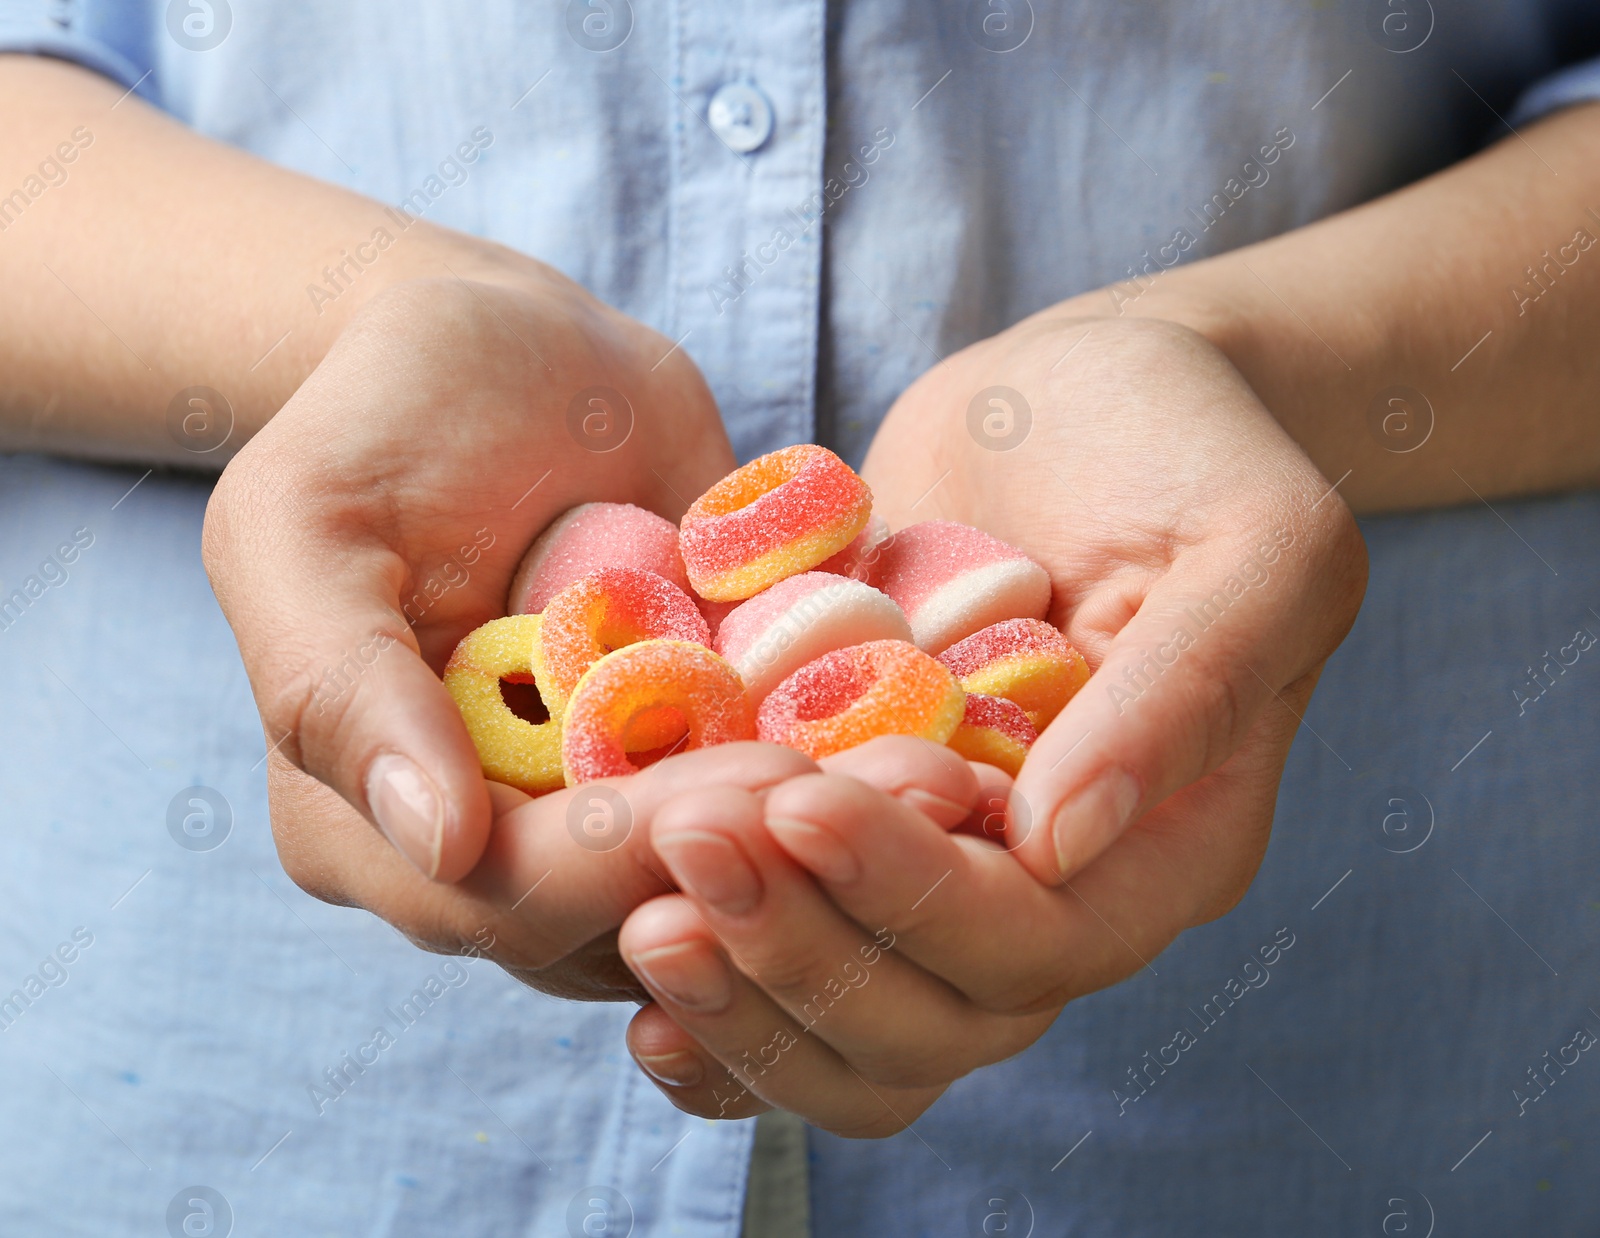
[707,82,774,154]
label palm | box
[863,312,1364,949]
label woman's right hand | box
[203,269,745,998]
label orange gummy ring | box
[443,614,564,795]
[532,567,710,751]
[679,444,872,602]
[756,639,966,761]
[561,640,755,786]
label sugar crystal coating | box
[816,513,892,584]
[715,571,912,704]
[443,614,564,795]
[872,521,1052,653]
[533,567,709,749]
[509,502,689,615]
[679,444,872,601]
[756,639,965,760]
[561,640,754,785]
[937,617,1089,728]
[947,692,1037,776]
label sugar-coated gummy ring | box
[443,614,564,796]
[816,513,892,584]
[532,569,711,745]
[946,692,1037,777]
[561,640,755,786]
[508,502,691,616]
[714,570,912,705]
[756,639,966,761]
[679,444,873,602]
[872,520,1052,653]
[937,618,1090,729]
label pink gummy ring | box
[561,640,754,785]
[679,444,872,602]
[508,502,689,615]
[756,639,966,761]
[872,520,1052,653]
[714,571,912,705]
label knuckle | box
[272,840,348,906]
[259,665,322,774]
[750,945,831,1000]
[821,1106,922,1140]
[973,973,1076,1019]
[1200,662,1250,771]
[850,1048,957,1091]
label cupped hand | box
[617,313,1368,1129]
[859,312,1366,919]
[203,265,737,996]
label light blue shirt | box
[3,3,1600,1234]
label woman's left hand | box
[615,311,1369,1132]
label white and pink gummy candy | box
[872,521,1052,654]
[508,502,689,615]
[714,571,912,704]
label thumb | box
[204,504,492,884]
[1011,520,1362,885]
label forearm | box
[0,55,529,466]
[1065,103,1600,514]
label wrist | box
[1049,270,1264,373]
[238,225,564,436]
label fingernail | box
[1052,769,1141,877]
[766,817,860,883]
[901,788,971,827]
[366,753,444,878]
[629,942,732,1012]
[636,1050,706,1088]
[655,830,762,915]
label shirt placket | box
[667,0,826,462]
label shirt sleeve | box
[0,0,156,100]
[1509,55,1600,126]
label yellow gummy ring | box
[443,614,564,796]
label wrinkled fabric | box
[1,1,1598,1233]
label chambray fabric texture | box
[0,1,1598,1234]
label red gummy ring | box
[936,618,1089,730]
[756,639,966,760]
[946,692,1037,776]
[679,444,872,602]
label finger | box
[1012,509,1364,885]
[268,742,815,982]
[767,679,1305,1015]
[955,761,1015,844]
[485,781,534,815]
[1032,675,1308,997]
[618,892,943,1136]
[205,486,492,882]
[761,772,1081,1013]
[816,735,979,828]
[645,785,1027,1085]
[625,1002,770,1121]
[462,743,818,949]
